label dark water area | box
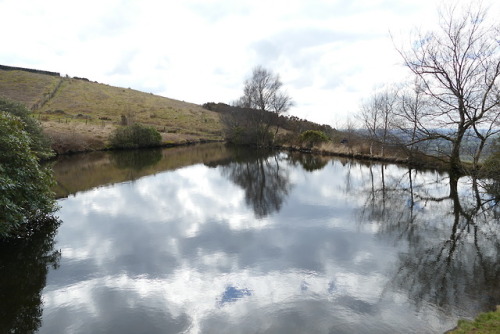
[1,143,499,333]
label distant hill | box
[0,65,223,153]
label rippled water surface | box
[1,144,499,333]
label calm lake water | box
[1,143,499,333]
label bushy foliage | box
[0,99,53,159]
[224,124,273,146]
[219,105,275,146]
[478,138,500,200]
[298,130,330,148]
[0,111,57,237]
[480,137,500,179]
[110,123,162,149]
[205,102,336,147]
[480,153,500,180]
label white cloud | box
[1,0,496,125]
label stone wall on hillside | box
[0,64,60,77]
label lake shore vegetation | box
[1,66,498,179]
[0,105,57,238]
[110,123,162,149]
[447,306,500,334]
[0,3,499,240]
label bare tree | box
[237,66,293,113]
[469,106,500,170]
[235,66,294,142]
[397,2,500,174]
[393,79,433,159]
[358,86,399,157]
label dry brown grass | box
[1,69,224,153]
[43,121,111,153]
[38,77,223,138]
[41,119,209,154]
[0,70,61,108]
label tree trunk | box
[449,129,466,175]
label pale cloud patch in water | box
[43,267,386,333]
[43,155,474,333]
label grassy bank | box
[276,139,452,173]
[446,306,500,334]
[0,69,223,154]
[0,67,486,175]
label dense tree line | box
[208,67,298,145]
[203,102,335,146]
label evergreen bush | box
[110,123,162,149]
[0,99,53,159]
[298,130,330,148]
[0,111,57,237]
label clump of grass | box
[448,307,500,334]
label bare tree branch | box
[394,2,500,173]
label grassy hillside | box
[0,68,223,153]
[0,69,61,108]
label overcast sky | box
[1,0,495,126]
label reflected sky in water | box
[36,148,499,334]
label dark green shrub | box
[298,130,330,148]
[479,138,500,200]
[0,99,53,159]
[480,153,500,180]
[0,111,57,237]
[480,137,500,179]
[224,124,273,146]
[110,123,162,149]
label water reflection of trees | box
[287,152,329,172]
[111,148,162,171]
[0,218,61,333]
[219,149,292,218]
[356,164,500,314]
[52,143,231,198]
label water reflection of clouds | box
[61,165,265,233]
[218,286,252,306]
[41,158,462,333]
[43,268,390,333]
[284,161,373,229]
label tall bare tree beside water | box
[358,86,400,157]
[396,2,500,174]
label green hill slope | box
[0,68,61,108]
[0,67,223,153]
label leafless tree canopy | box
[236,66,294,114]
[397,2,500,172]
[358,86,400,156]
